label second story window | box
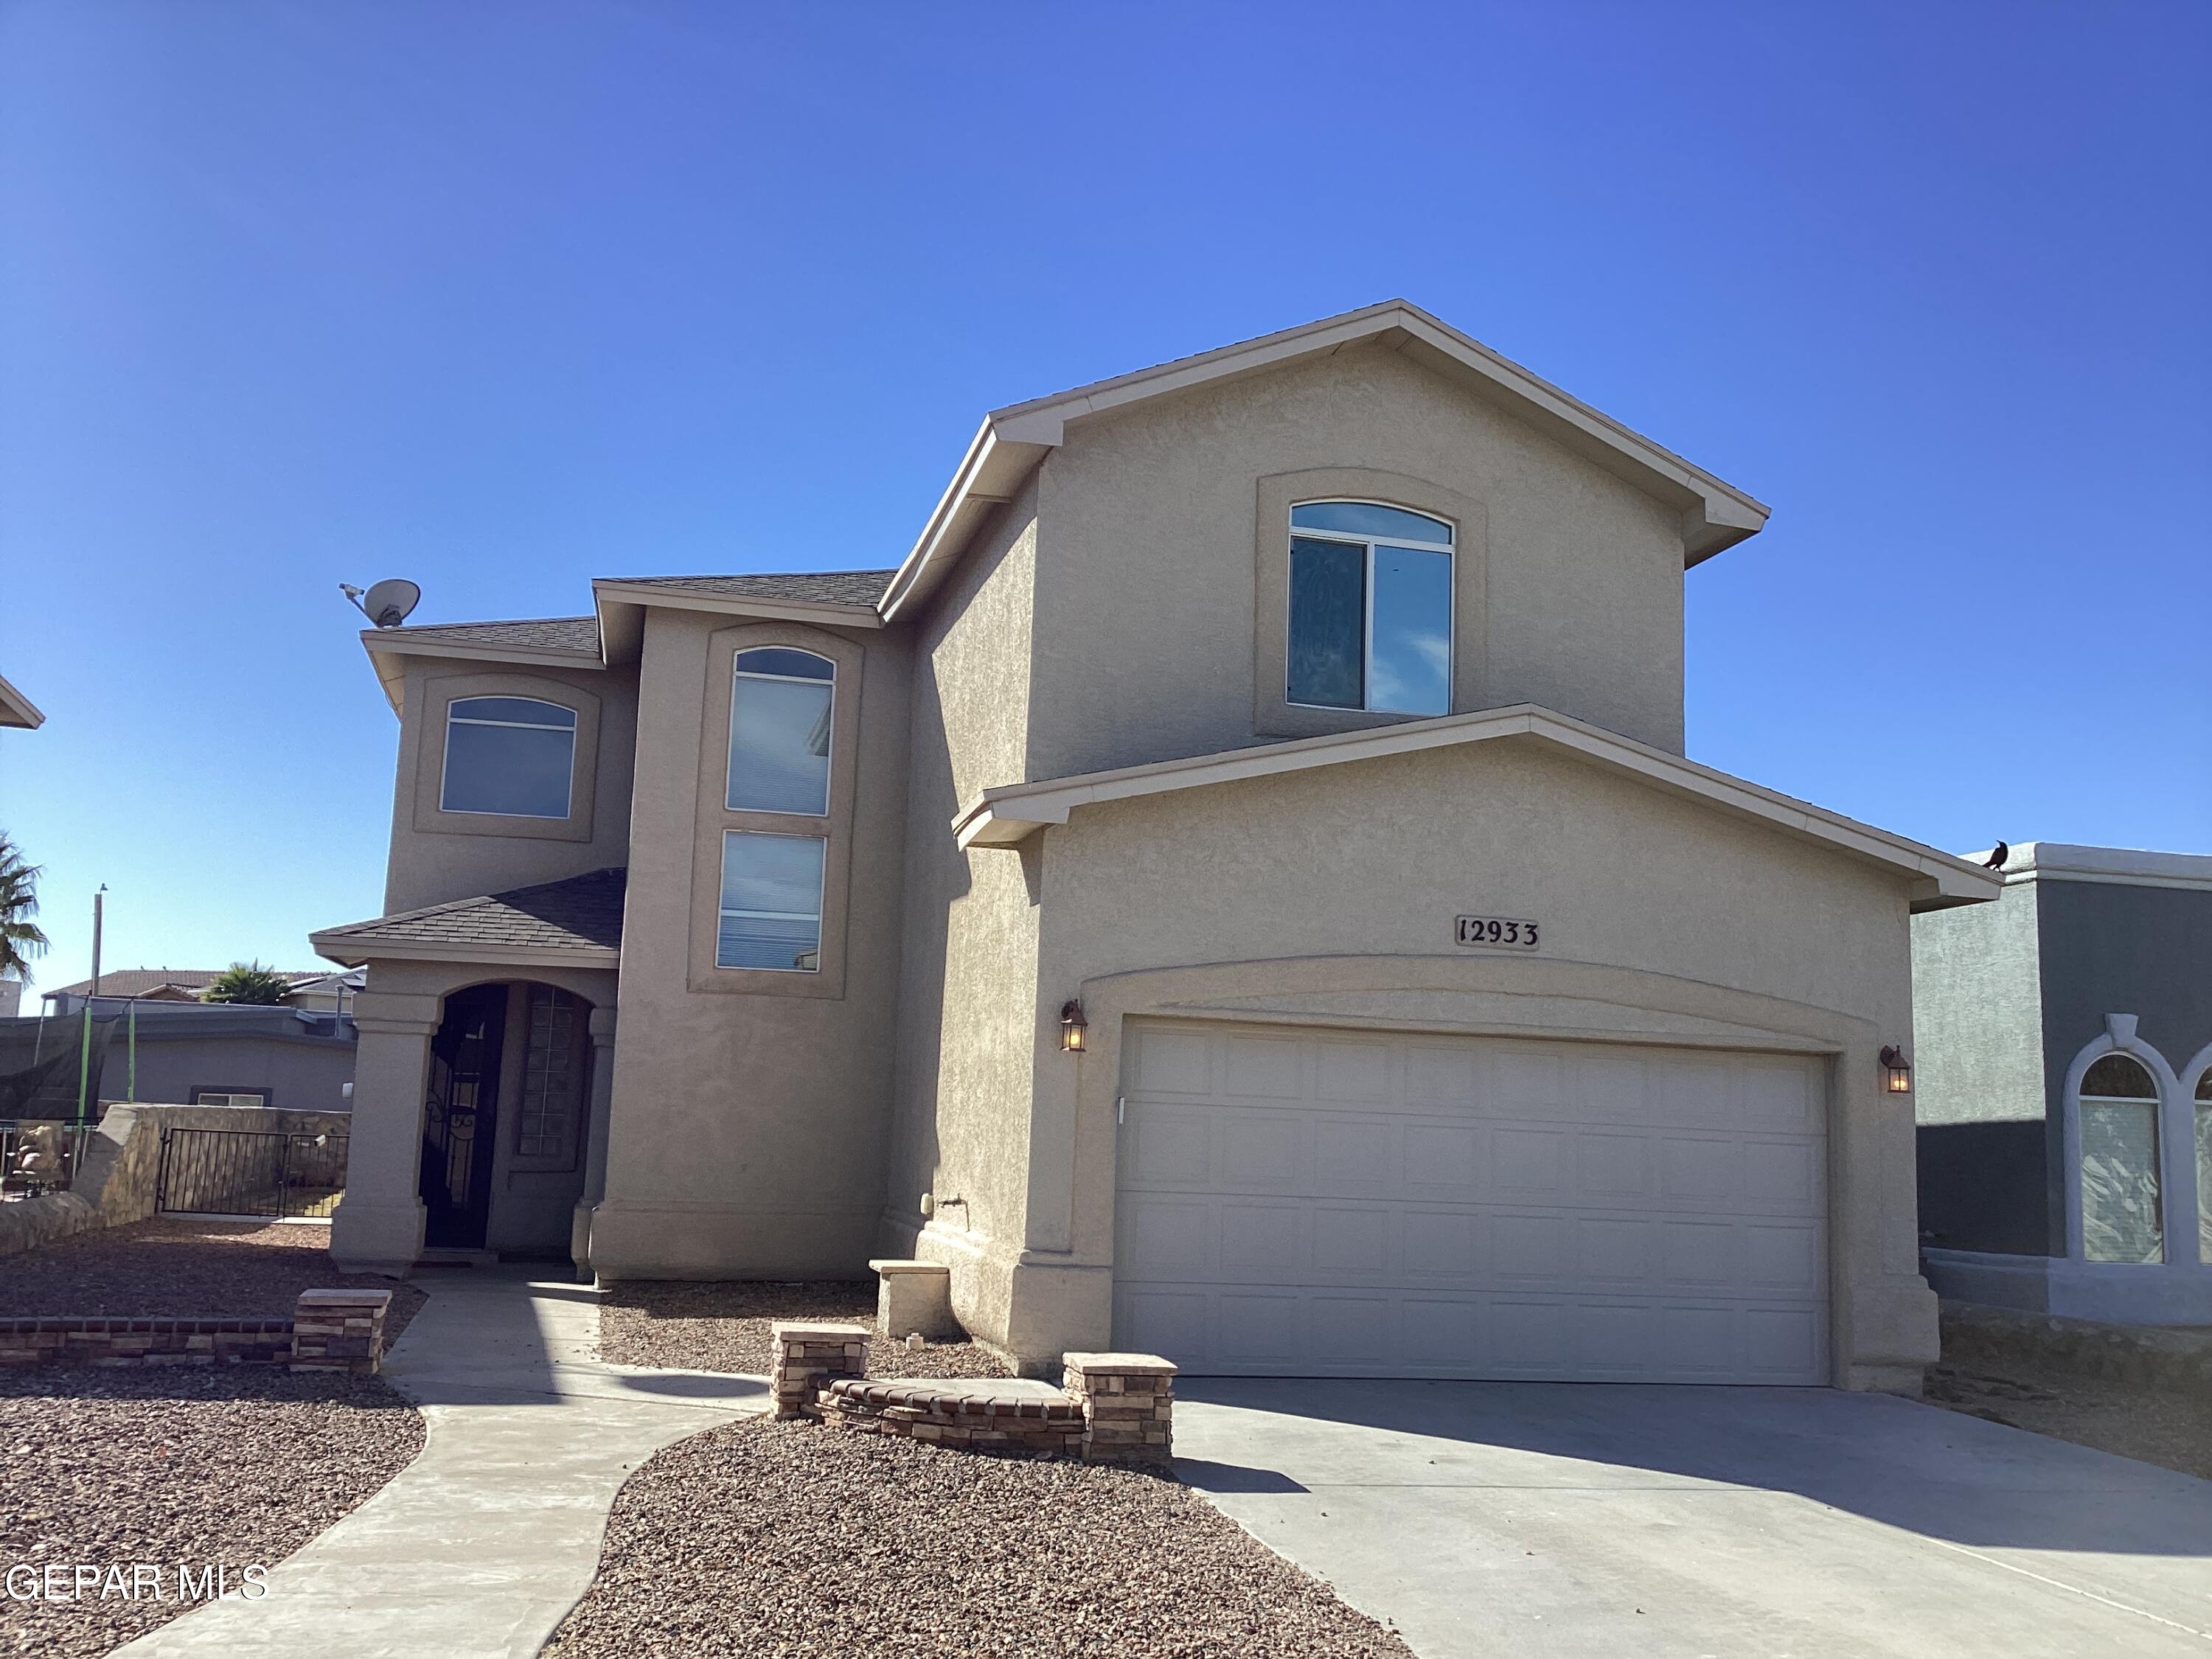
[440,696,577,818]
[1287,501,1453,716]
[728,647,834,815]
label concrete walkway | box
[1175,1378,2212,1659]
[118,1266,767,1659]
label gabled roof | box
[953,704,2000,914]
[593,570,894,664]
[0,671,44,730]
[310,869,626,968]
[881,299,1772,621]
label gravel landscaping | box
[599,1279,1009,1380]
[0,1217,423,1349]
[1924,1359,2212,1481]
[0,1366,425,1659]
[543,1416,1413,1659]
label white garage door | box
[1113,1021,1829,1383]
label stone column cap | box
[866,1258,951,1277]
[1062,1352,1178,1376]
[296,1288,394,1307]
[769,1321,871,1341]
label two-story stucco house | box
[313,301,2000,1389]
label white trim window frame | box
[439,696,578,819]
[726,647,835,818]
[1284,499,1455,717]
[715,829,828,974]
[2059,1015,2202,1267]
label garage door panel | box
[1116,1023,1828,1383]
[1222,1034,1303,1099]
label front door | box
[421,984,507,1248]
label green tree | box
[0,835,48,984]
[200,961,293,1006]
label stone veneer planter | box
[778,1320,1180,1466]
[0,1288,390,1374]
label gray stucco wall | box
[1911,883,2046,1127]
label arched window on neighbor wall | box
[2079,1052,2163,1264]
[2198,1065,2212,1264]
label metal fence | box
[0,1120,98,1198]
[155,1127,350,1220]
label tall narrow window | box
[717,831,826,972]
[514,987,586,1166]
[2197,1068,2212,1262]
[2080,1053,2163,1264]
[1287,501,1452,715]
[441,697,577,818]
[728,648,833,815]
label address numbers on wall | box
[1455,914,1540,950]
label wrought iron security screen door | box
[420,984,508,1248]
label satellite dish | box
[341,579,422,629]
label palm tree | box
[0,835,48,985]
[200,961,293,1005]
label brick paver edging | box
[0,1288,390,1374]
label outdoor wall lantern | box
[1060,1000,1089,1053]
[1879,1046,1912,1093]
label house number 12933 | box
[1455,915,1540,950]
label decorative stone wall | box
[771,1320,870,1419]
[818,1377,1088,1455]
[0,1316,295,1368]
[1062,1352,1177,1466]
[0,1288,391,1373]
[290,1289,392,1374]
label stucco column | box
[571,1006,617,1274]
[330,990,441,1275]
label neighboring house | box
[38,967,337,1018]
[0,1001,356,1116]
[1914,842,2212,1325]
[313,300,2000,1388]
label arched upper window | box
[440,697,577,818]
[2197,1066,2212,1263]
[1287,501,1453,716]
[2080,1053,2162,1265]
[728,648,834,816]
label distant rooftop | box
[40,968,326,1002]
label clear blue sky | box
[2,1,2206,995]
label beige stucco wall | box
[383,657,639,914]
[1021,343,1691,779]
[586,607,912,1279]
[880,481,1051,1335]
[895,738,1934,1387]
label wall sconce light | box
[1060,999,1088,1053]
[1879,1046,1912,1093]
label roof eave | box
[0,672,46,730]
[953,704,2000,914]
[591,581,884,665]
[358,630,605,716]
[308,932,622,971]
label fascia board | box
[0,672,44,729]
[590,581,885,630]
[953,703,2000,911]
[1994,841,2212,893]
[878,423,1051,622]
[308,931,621,970]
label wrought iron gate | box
[155,1127,349,1220]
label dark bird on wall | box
[1984,842,2010,869]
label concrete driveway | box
[1173,1380,2212,1658]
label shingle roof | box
[377,616,602,654]
[316,869,626,959]
[599,571,894,607]
[41,969,324,1001]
